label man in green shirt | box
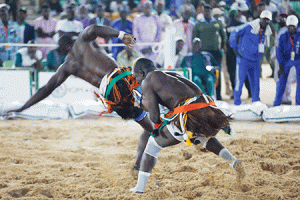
[181,38,219,97]
[47,35,74,71]
[192,4,227,100]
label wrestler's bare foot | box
[129,187,144,194]
[233,160,246,182]
[130,167,139,180]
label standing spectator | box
[75,5,90,29]
[155,0,172,40]
[116,46,143,68]
[47,35,74,70]
[231,0,249,23]
[226,9,252,99]
[253,2,266,19]
[89,4,111,27]
[155,36,185,69]
[17,7,35,44]
[173,5,194,56]
[0,4,21,66]
[56,5,83,39]
[192,4,227,100]
[229,10,272,105]
[181,38,219,97]
[14,40,43,70]
[179,0,196,21]
[274,15,300,106]
[272,13,294,104]
[47,0,63,17]
[111,3,132,59]
[89,3,112,45]
[34,3,57,59]
[5,0,19,21]
[133,0,162,62]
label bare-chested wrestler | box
[5,25,153,172]
[130,58,246,193]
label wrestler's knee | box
[144,137,162,158]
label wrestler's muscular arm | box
[7,64,71,113]
[141,73,161,124]
[81,24,136,47]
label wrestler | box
[130,58,246,193]
[5,25,153,172]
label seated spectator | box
[116,46,143,68]
[34,3,57,59]
[56,5,83,39]
[47,35,74,70]
[0,3,22,66]
[14,40,43,70]
[111,3,132,59]
[17,7,35,44]
[181,38,219,97]
[155,36,185,69]
[75,5,90,29]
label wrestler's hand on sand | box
[123,34,136,48]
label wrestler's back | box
[66,40,118,87]
[150,71,202,110]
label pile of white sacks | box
[1,100,300,123]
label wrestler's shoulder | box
[147,70,166,80]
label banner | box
[38,72,99,104]
[0,70,31,104]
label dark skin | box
[0,7,9,27]
[234,18,270,58]
[278,25,297,78]
[133,65,203,173]
[6,25,154,170]
[17,10,26,25]
[36,7,56,38]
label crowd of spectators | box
[0,0,299,106]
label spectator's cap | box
[260,10,272,21]
[19,7,27,13]
[228,9,238,16]
[175,36,185,42]
[231,1,248,11]
[0,3,10,10]
[41,3,50,9]
[155,0,165,6]
[218,1,226,7]
[236,0,246,3]
[203,4,212,10]
[193,37,201,43]
[286,15,299,27]
[212,8,224,16]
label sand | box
[0,117,299,200]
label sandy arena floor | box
[0,117,299,200]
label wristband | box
[118,31,126,40]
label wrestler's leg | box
[201,137,245,181]
[132,115,153,176]
[130,126,180,193]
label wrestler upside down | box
[130,58,246,194]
